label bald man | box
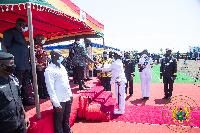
[44,49,73,133]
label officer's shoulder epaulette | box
[10,74,18,81]
[10,74,15,78]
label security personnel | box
[0,52,30,133]
[123,52,135,97]
[160,48,177,100]
[99,51,112,91]
[138,49,153,100]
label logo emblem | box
[171,106,191,123]
[162,95,200,132]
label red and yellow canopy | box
[0,0,104,44]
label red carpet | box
[25,78,200,133]
[71,82,200,133]
[111,105,200,127]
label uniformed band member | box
[99,51,112,91]
[160,48,177,100]
[98,51,127,114]
[123,52,135,97]
[0,52,30,133]
[138,49,153,100]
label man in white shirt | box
[98,52,127,114]
[138,49,153,100]
[44,49,73,133]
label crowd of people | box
[0,18,178,133]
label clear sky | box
[70,0,200,53]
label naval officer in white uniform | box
[138,49,153,100]
[97,51,127,114]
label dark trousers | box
[125,77,133,95]
[7,121,26,133]
[72,67,78,82]
[157,59,159,64]
[53,100,72,133]
[101,77,111,91]
[74,66,85,89]
[36,68,47,97]
[16,69,30,102]
[163,76,174,97]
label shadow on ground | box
[154,99,172,105]
[130,98,147,105]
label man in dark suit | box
[160,48,177,100]
[69,37,80,84]
[2,18,35,106]
[123,52,135,97]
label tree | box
[160,48,163,54]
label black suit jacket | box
[123,59,135,79]
[160,57,177,77]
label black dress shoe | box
[74,81,79,84]
[162,96,167,99]
[129,94,133,97]
[87,78,92,80]
[79,87,88,90]
[24,106,27,111]
[83,84,90,88]
[167,97,171,100]
[146,97,149,100]
[23,100,35,106]
[40,95,47,99]
[83,79,88,81]
[142,97,145,100]
[44,94,49,97]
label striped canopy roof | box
[0,0,104,44]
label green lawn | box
[133,64,200,83]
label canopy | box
[0,0,104,44]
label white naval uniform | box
[100,59,127,111]
[138,56,153,98]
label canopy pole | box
[91,51,93,77]
[103,37,105,50]
[27,2,41,118]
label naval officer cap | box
[142,49,148,53]
[0,52,14,60]
[166,48,172,52]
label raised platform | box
[26,77,114,133]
